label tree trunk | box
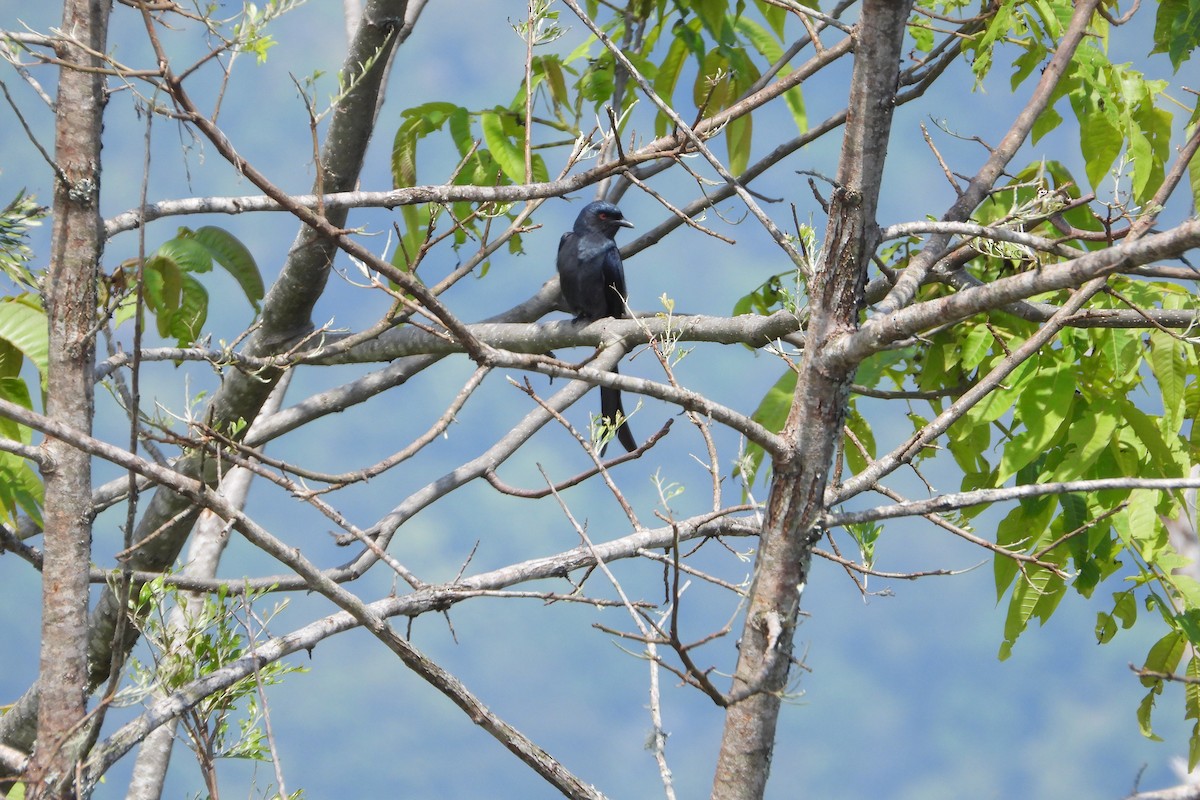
[25,0,111,797]
[711,3,914,797]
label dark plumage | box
[557,201,637,454]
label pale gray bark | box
[711,4,913,797]
[22,0,110,797]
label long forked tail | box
[600,368,637,455]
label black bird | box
[557,201,637,454]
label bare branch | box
[828,476,1200,527]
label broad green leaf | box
[948,417,991,476]
[734,16,782,62]
[392,103,461,188]
[960,323,992,373]
[1031,105,1063,143]
[1191,128,1200,210]
[392,121,419,188]
[0,450,42,526]
[999,565,1059,660]
[1121,400,1186,476]
[1151,0,1200,71]
[654,33,692,137]
[448,107,474,157]
[997,358,1074,483]
[175,273,209,345]
[843,406,875,475]
[1141,630,1187,688]
[1138,690,1164,741]
[1180,609,1200,648]
[480,110,526,183]
[755,0,787,39]
[0,296,47,388]
[1113,590,1138,629]
[966,357,1036,426]
[994,500,1056,598]
[144,255,184,338]
[726,113,752,176]
[186,227,264,310]
[0,376,34,444]
[966,1,1013,84]
[1090,328,1142,389]
[1078,107,1123,193]
[1057,404,1118,480]
[1149,331,1187,435]
[533,55,571,112]
[693,49,732,113]
[737,368,795,488]
[154,235,214,275]
[1111,490,1166,562]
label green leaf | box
[1122,400,1186,476]
[1141,630,1186,688]
[144,254,184,334]
[1092,328,1142,387]
[1151,0,1200,72]
[734,16,782,62]
[1112,590,1138,629]
[448,106,474,157]
[966,357,1036,426]
[726,113,752,176]
[996,357,1074,483]
[694,49,731,112]
[994,500,1056,598]
[154,235,214,274]
[1031,105,1063,143]
[843,406,875,475]
[0,296,48,390]
[1149,330,1187,435]
[533,55,571,111]
[480,110,525,183]
[967,1,1014,84]
[186,227,264,311]
[0,376,34,444]
[960,323,993,373]
[0,450,42,526]
[736,368,795,488]
[654,32,692,137]
[1110,490,1165,562]
[1057,404,1118,481]
[999,565,1061,660]
[1190,126,1200,210]
[1078,108,1123,192]
[392,102,463,187]
[1138,690,1163,741]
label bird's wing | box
[559,232,608,320]
[556,231,584,316]
[601,242,628,319]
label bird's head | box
[575,201,634,237]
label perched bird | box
[557,201,637,454]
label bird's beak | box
[618,219,634,228]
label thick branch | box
[22,0,110,794]
[712,4,914,799]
